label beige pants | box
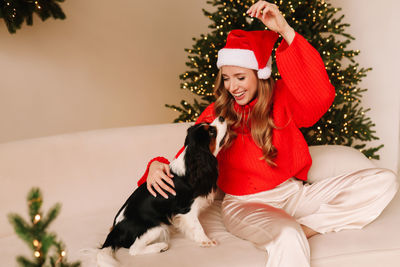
[221,168,399,267]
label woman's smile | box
[232,91,246,100]
[221,65,258,106]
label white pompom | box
[257,67,271,79]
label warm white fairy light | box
[34,214,41,224]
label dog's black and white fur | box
[97,117,227,266]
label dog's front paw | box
[155,242,169,253]
[199,238,218,247]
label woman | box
[137,1,398,266]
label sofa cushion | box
[308,145,376,183]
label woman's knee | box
[278,222,306,241]
[370,169,399,202]
[379,169,399,190]
[253,218,306,249]
[354,168,398,200]
[221,199,305,246]
[377,169,399,207]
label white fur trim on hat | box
[217,48,258,70]
[257,56,273,79]
[217,48,272,79]
[257,67,271,79]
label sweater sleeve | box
[275,32,335,128]
[137,103,216,187]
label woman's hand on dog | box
[147,161,176,198]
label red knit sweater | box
[138,32,335,196]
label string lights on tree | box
[166,0,382,159]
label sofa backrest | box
[0,122,191,237]
[0,121,381,238]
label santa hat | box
[217,30,279,79]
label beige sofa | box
[1,122,399,266]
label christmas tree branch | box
[8,187,81,266]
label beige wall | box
[332,0,399,172]
[0,0,399,172]
[0,0,208,141]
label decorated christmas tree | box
[0,0,66,34]
[8,188,80,267]
[166,0,382,159]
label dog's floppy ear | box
[184,124,218,197]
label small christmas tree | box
[0,0,66,34]
[8,187,80,267]
[166,0,382,159]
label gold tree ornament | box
[28,197,41,204]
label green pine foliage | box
[166,0,382,159]
[8,188,80,267]
[0,0,66,34]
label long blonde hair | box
[213,69,278,166]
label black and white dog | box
[97,116,227,266]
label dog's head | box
[183,117,227,196]
[184,116,227,157]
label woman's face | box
[221,65,258,106]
